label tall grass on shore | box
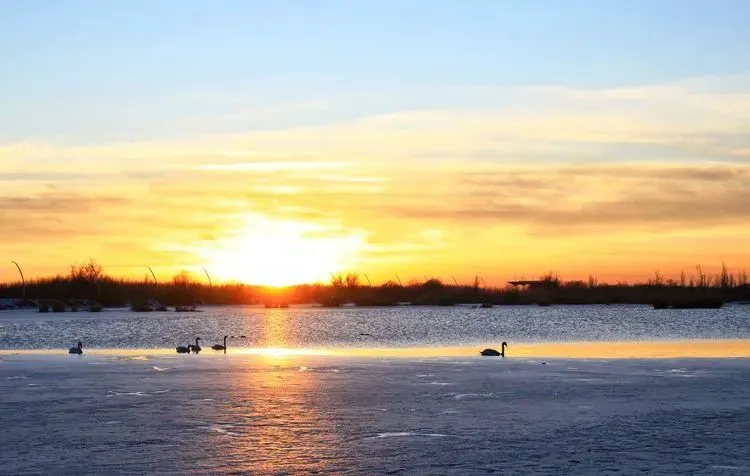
[1,261,749,308]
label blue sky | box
[2,0,750,144]
[2,1,750,282]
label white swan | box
[211,336,228,353]
[190,337,202,353]
[69,341,83,354]
[480,342,508,357]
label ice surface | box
[1,354,749,474]
[2,305,749,473]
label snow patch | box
[365,432,450,439]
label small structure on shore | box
[508,280,557,290]
[131,299,168,312]
[175,304,198,312]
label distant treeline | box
[1,260,749,308]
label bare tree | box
[172,270,195,286]
[70,259,105,282]
[539,271,561,287]
[720,262,731,289]
[330,273,345,288]
[344,272,360,288]
[695,265,708,288]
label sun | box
[203,215,363,286]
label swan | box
[190,337,202,353]
[211,336,228,353]
[69,341,83,354]
[480,342,508,357]
[176,344,190,353]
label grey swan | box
[480,342,508,357]
[190,337,202,353]
[69,341,83,354]
[211,336,228,353]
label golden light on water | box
[5,340,749,359]
[217,354,338,473]
[238,347,331,358]
[506,340,750,359]
[201,214,364,286]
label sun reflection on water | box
[259,308,291,348]
[216,359,342,473]
[2,340,749,359]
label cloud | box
[0,172,93,182]
[0,192,127,214]
[376,163,750,234]
[194,161,345,172]
[2,73,750,278]
[3,73,749,174]
[3,161,748,280]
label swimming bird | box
[69,341,83,354]
[176,344,190,353]
[211,336,228,353]
[190,337,202,353]
[480,342,508,357]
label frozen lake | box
[2,305,749,473]
[1,354,749,474]
[1,304,750,350]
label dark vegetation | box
[1,260,749,310]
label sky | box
[1,0,750,285]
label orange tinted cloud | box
[2,74,750,284]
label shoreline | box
[3,338,749,359]
[3,301,749,310]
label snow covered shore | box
[1,353,749,474]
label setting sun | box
[202,214,364,286]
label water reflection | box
[3,305,750,350]
[258,308,291,348]
[1,339,749,359]
[510,339,750,359]
[319,340,750,359]
[214,360,343,473]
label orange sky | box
[2,76,750,286]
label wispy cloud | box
[194,161,345,172]
[2,73,750,280]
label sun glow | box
[204,214,364,286]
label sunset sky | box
[2,1,750,286]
